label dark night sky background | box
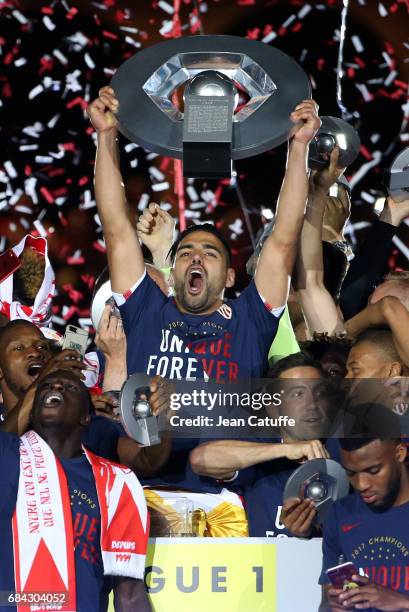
[0,0,408,334]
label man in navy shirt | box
[189,352,342,536]
[0,319,171,476]
[87,88,321,381]
[319,431,409,611]
[0,369,150,612]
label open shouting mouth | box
[26,362,44,378]
[186,266,205,296]
[42,390,64,408]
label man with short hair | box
[0,370,150,612]
[189,352,340,536]
[319,433,409,612]
[87,88,321,382]
[0,319,171,476]
[345,328,404,379]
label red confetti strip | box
[246,28,260,40]
[93,241,106,253]
[62,142,76,151]
[102,30,118,40]
[39,187,54,204]
[66,7,78,19]
[66,97,88,110]
[63,306,78,321]
[359,145,373,161]
[62,284,84,303]
[66,255,85,265]
[81,274,95,290]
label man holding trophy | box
[87,88,320,382]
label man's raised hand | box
[290,99,321,145]
[87,86,119,134]
[137,203,175,264]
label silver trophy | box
[111,35,311,178]
[385,146,409,203]
[283,458,349,525]
[120,373,161,446]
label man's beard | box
[371,469,401,512]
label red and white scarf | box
[0,234,55,325]
[12,431,149,612]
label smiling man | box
[0,370,150,612]
[87,88,321,382]
[189,352,341,537]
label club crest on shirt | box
[217,304,232,320]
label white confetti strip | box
[349,151,382,189]
[298,5,311,19]
[12,9,28,24]
[158,0,174,14]
[378,2,388,17]
[53,49,68,65]
[262,31,277,43]
[29,85,44,100]
[360,191,375,203]
[43,16,56,31]
[46,114,60,129]
[33,219,47,237]
[152,182,170,192]
[149,167,166,181]
[84,53,95,69]
[392,236,409,261]
[138,194,150,211]
[125,36,141,48]
[4,161,17,179]
[351,35,363,53]
[35,155,54,163]
[384,70,397,87]
[125,143,139,152]
[9,189,23,205]
[186,186,199,201]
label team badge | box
[217,304,232,320]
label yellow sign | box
[109,542,276,611]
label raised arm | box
[254,100,321,309]
[340,196,409,319]
[295,147,346,335]
[87,87,144,294]
[345,295,409,368]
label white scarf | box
[12,431,149,611]
[0,234,55,325]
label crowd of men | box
[0,84,408,611]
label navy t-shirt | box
[241,439,341,537]
[118,273,282,382]
[83,414,124,463]
[0,430,117,612]
[319,492,409,607]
